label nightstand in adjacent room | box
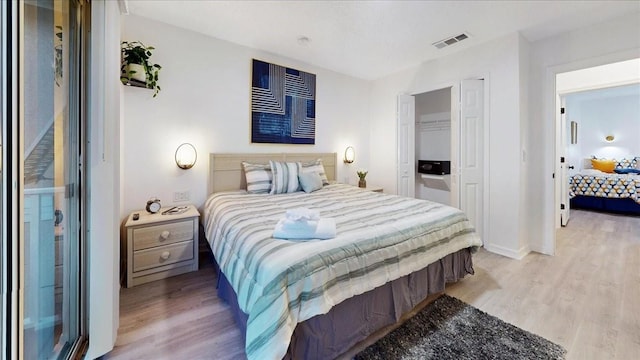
[124,205,199,287]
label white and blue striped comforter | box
[203,184,482,360]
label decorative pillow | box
[242,162,272,194]
[615,158,637,169]
[298,171,323,193]
[591,158,616,173]
[614,168,640,175]
[270,161,301,194]
[299,159,329,186]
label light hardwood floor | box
[103,209,640,360]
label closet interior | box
[415,87,452,206]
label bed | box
[569,157,640,215]
[203,153,482,359]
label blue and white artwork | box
[251,59,316,144]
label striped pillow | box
[300,159,329,186]
[242,162,272,194]
[269,161,301,194]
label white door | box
[559,97,571,226]
[450,85,460,208]
[397,94,415,197]
[459,80,484,237]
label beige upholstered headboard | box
[208,153,337,194]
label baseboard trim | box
[484,243,530,260]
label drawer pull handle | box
[160,230,170,240]
[160,251,171,260]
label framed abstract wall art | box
[251,59,316,144]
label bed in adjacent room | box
[203,153,483,360]
[569,157,640,215]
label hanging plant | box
[120,40,162,97]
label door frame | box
[543,50,640,255]
[8,1,90,358]
[554,74,640,227]
[409,74,491,245]
[555,94,569,227]
[1,0,19,357]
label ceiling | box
[126,0,640,81]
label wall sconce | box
[175,143,197,169]
[605,135,615,142]
[570,121,577,144]
[344,146,355,164]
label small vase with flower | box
[357,170,368,188]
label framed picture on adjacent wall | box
[251,59,316,144]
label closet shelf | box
[420,174,451,191]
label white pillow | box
[270,161,301,194]
[242,162,272,194]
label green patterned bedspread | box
[204,184,482,360]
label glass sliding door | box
[20,0,87,358]
[0,0,5,356]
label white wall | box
[121,15,372,217]
[85,0,121,358]
[370,33,528,258]
[415,88,451,160]
[527,11,640,254]
[566,85,640,164]
[417,126,450,160]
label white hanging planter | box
[125,63,146,83]
[121,41,161,96]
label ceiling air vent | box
[432,32,470,49]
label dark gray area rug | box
[355,294,566,360]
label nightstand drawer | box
[133,241,194,272]
[132,220,194,250]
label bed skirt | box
[571,195,640,215]
[216,247,475,360]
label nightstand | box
[124,205,200,287]
[358,185,383,193]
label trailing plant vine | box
[55,26,62,87]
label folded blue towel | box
[280,219,318,233]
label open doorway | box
[414,87,453,206]
[554,58,640,230]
